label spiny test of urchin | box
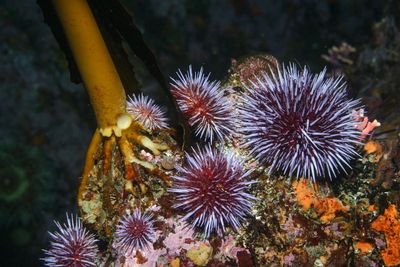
[169,146,256,238]
[113,209,155,255]
[239,63,361,181]
[42,214,98,267]
[126,93,168,130]
[170,66,234,142]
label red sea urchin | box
[113,209,155,255]
[169,146,255,237]
[127,94,168,130]
[170,66,234,142]
[240,64,361,181]
[42,214,98,267]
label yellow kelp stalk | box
[52,0,127,136]
[51,0,170,227]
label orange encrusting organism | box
[364,140,384,162]
[371,204,400,266]
[293,179,349,223]
[354,241,374,254]
[368,204,377,212]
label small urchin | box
[170,66,234,142]
[239,64,361,181]
[126,94,168,130]
[113,209,155,255]
[42,214,98,267]
[169,146,255,238]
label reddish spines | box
[42,214,98,267]
[169,146,255,237]
[170,66,234,142]
[113,209,155,255]
[239,64,361,181]
[127,94,168,130]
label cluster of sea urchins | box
[239,64,361,181]
[167,63,361,238]
[43,211,156,266]
[41,62,363,264]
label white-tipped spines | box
[169,146,255,237]
[113,209,155,256]
[170,66,234,142]
[42,214,98,267]
[127,94,169,130]
[239,63,361,182]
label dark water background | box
[0,0,393,266]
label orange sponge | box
[293,179,349,223]
[354,241,374,254]
[371,204,400,266]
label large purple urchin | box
[113,209,155,255]
[127,94,168,130]
[240,64,361,181]
[42,214,98,267]
[170,66,234,142]
[169,146,255,238]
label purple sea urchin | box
[169,146,255,237]
[114,209,155,255]
[170,66,234,142]
[240,64,361,181]
[42,214,98,267]
[127,94,168,130]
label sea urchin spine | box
[113,209,155,255]
[126,94,168,131]
[169,146,255,237]
[240,64,361,181]
[170,66,234,142]
[42,214,98,267]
